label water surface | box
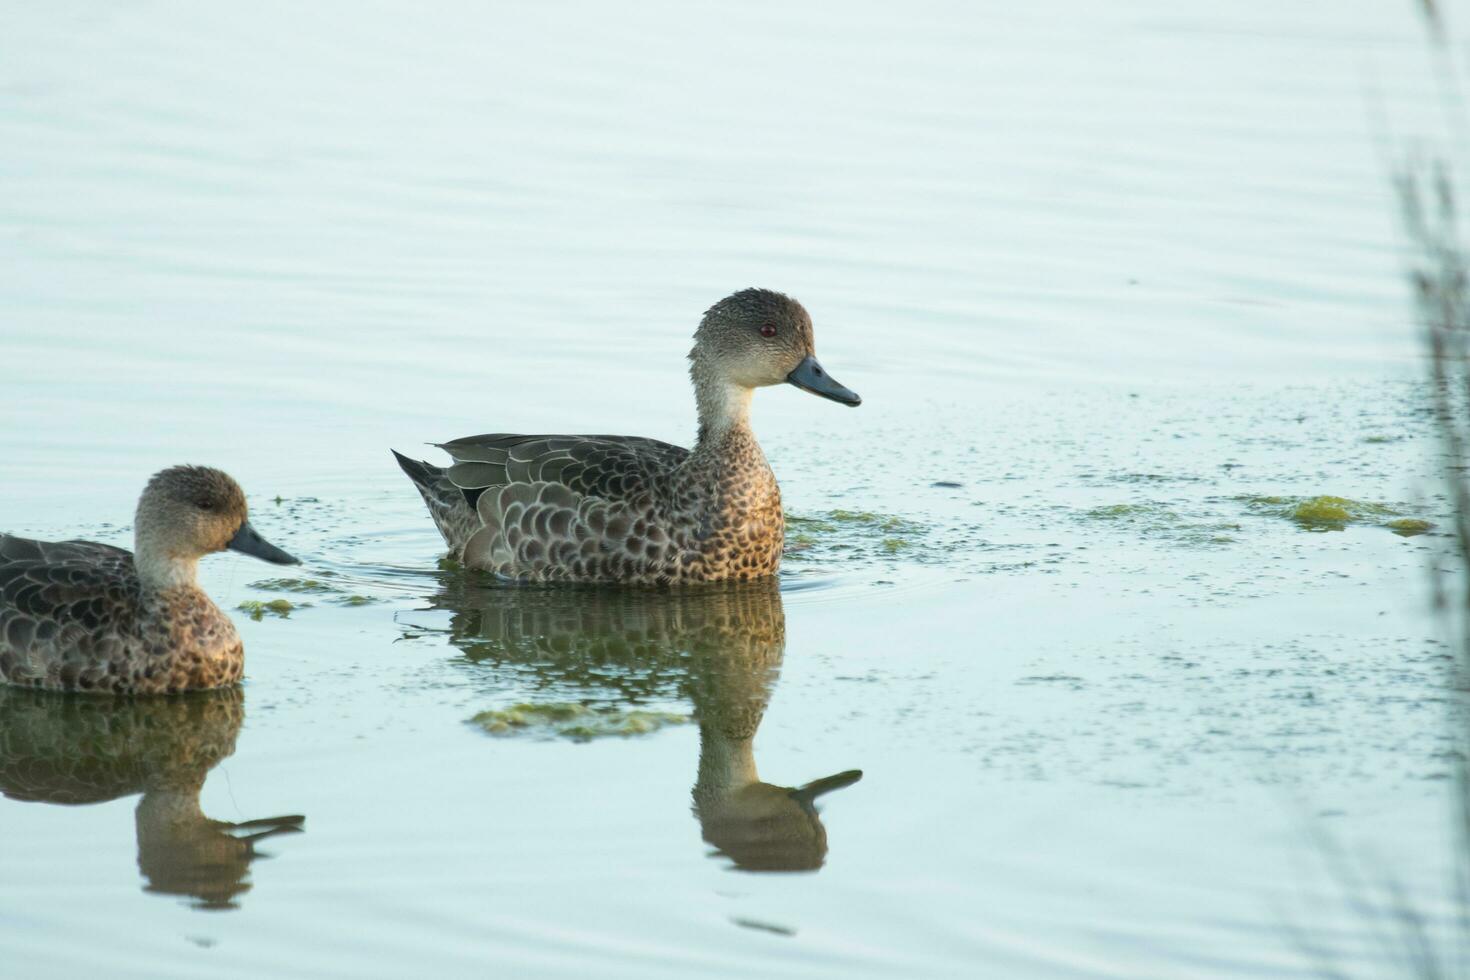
[0,2,1463,976]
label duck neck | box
[134,539,201,592]
[693,376,756,451]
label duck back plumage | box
[394,428,782,585]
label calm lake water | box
[1,2,1465,976]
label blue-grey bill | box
[786,355,861,406]
[227,521,300,565]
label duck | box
[0,465,299,694]
[393,287,861,585]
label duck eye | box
[759,324,777,338]
[196,500,214,512]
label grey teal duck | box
[0,466,299,694]
[393,288,861,585]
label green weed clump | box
[237,599,300,621]
[784,509,930,563]
[1238,495,1432,535]
[468,703,689,741]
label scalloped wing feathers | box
[444,436,696,583]
[404,431,784,584]
[0,533,243,694]
[440,434,689,503]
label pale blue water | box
[0,2,1463,976]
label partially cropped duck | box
[0,466,298,694]
[393,288,861,585]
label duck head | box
[134,465,298,587]
[689,289,861,424]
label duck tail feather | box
[391,449,442,488]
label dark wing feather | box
[0,533,133,570]
[438,434,690,505]
[0,556,139,684]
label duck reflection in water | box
[0,687,303,909]
[422,575,861,872]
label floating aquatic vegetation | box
[790,510,922,534]
[785,509,930,563]
[248,576,384,608]
[1238,495,1432,534]
[1385,518,1434,537]
[1289,496,1394,526]
[1085,503,1158,520]
[1080,502,1239,546]
[787,532,818,551]
[468,702,689,741]
[237,599,301,621]
[247,577,340,595]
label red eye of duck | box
[759,324,777,338]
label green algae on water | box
[468,702,689,741]
[248,577,340,595]
[789,510,922,535]
[249,576,383,607]
[237,599,301,621]
[1289,496,1393,526]
[1386,518,1434,537]
[830,509,919,532]
[1080,501,1239,547]
[785,509,930,564]
[1238,494,1429,534]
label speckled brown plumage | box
[394,288,861,584]
[0,466,298,694]
[0,686,303,909]
[0,540,243,693]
